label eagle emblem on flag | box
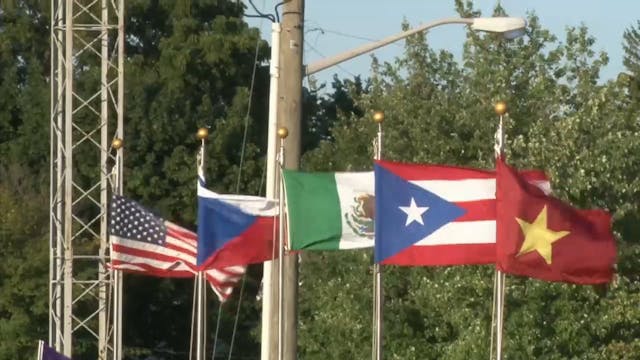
[345,193,375,238]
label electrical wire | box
[303,22,399,81]
[306,26,397,45]
[304,40,359,78]
[234,21,263,193]
[246,0,275,22]
[226,275,248,360]
[212,1,267,358]
[274,1,285,22]
[211,302,223,359]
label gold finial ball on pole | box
[372,110,385,124]
[277,127,289,139]
[494,101,508,116]
[196,127,209,140]
[111,138,123,150]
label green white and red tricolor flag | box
[282,170,375,250]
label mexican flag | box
[282,170,375,250]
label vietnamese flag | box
[495,158,616,284]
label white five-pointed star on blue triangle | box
[398,197,429,226]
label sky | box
[245,0,640,87]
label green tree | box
[0,3,53,359]
[120,1,271,358]
[0,0,275,358]
[4,0,640,358]
[0,1,50,171]
[621,20,640,99]
[0,165,49,359]
[302,75,368,153]
[297,3,640,359]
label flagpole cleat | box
[196,127,209,140]
[494,101,507,116]
[372,110,385,124]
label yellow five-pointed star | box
[516,206,570,265]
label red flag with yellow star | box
[496,158,616,284]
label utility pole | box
[268,0,304,359]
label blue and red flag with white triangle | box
[196,167,278,269]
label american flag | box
[109,195,245,301]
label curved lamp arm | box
[305,16,526,76]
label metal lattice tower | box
[50,0,124,358]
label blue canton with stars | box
[374,163,467,263]
[109,195,167,246]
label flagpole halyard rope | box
[226,274,248,360]
[210,302,223,359]
[235,0,265,194]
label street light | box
[471,17,526,39]
[305,17,526,76]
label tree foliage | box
[0,3,53,358]
[1,0,270,358]
[120,1,270,359]
[298,3,640,359]
[0,165,49,359]
[2,0,640,359]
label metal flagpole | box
[194,272,206,360]
[492,101,508,360]
[37,340,44,360]
[111,1,126,356]
[371,111,384,360]
[111,165,123,360]
[111,137,124,360]
[489,270,497,360]
[494,270,505,360]
[261,22,281,360]
[277,127,288,360]
[195,129,209,360]
[195,272,202,360]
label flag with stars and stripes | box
[109,194,245,301]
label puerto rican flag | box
[374,160,550,266]
[197,168,278,269]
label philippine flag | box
[197,173,278,269]
[374,160,549,265]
